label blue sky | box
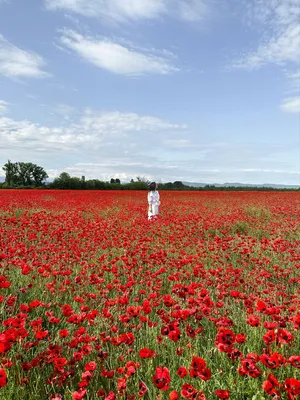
[0,0,299,184]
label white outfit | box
[148,190,160,219]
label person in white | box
[148,182,160,220]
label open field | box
[0,190,299,399]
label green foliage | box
[231,221,250,235]
[244,206,272,220]
[123,181,148,190]
[50,173,124,190]
[2,160,48,187]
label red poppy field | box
[0,190,299,400]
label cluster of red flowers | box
[0,190,299,399]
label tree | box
[2,160,48,187]
[2,160,18,186]
[115,178,121,184]
[161,182,174,190]
[31,165,48,186]
[110,178,116,184]
[18,162,35,186]
[173,181,185,189]
[52,172,71,189]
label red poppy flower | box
[215,389,230,399]
[139,348,155,358]
[54,357,68,370]
[260,353,284,369]
[247,315,260,327]
[285,378,300,396]
[0,369,7,387]
[190,356,206,371]
[277,329,294,345]
[104,392,115,400]
[239,359,262,378]
[256,299,267,312]
[59,329,69,338]
[85,361,97,371]
[169,390,179,400]
[72,389,86,400]
[168,327,181,342]
[0,276,11,289]
[177,366,188,378]
[227,348,242,361]
[138,381,148,397]
[263,330,276,346]
[35,329,49,340]
[152,366,170,391]
[235,333,246,344]
[197,367,212,381]
[181,383,198,398]
[262,374,280,396]
[97,389,106,398]
[117,377,126,391]
[186,325,196,338]
[289,356,300,369]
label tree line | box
[1,160,299,191]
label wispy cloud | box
[176,0,209,22]
[45,0,210,22]
[280,96,300,113]
[0,109,185,153]
[286,69,300,92]
[233,24,300,69]
[50,103,76,121]
[46,0,165,21]
[0,100,9,114]
[0,108,187,180]
[231,1,300,112]
[0,34,49,78]
[233,0,300,69]
[59,29,178,76]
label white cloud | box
[234,24,300,69]
[59,29,178,75]
[45,0,209,22]
[280,96,300,113]
[242,0,300,26]
[233,0,300,69]
[1,108,298,184]
[0,100,9,114]
[81,109,186,131]
[232,1,300,112]
[0,109,185,153]
[0,108,188,181]
[0,35,49,78]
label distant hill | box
[183,181,300,189]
